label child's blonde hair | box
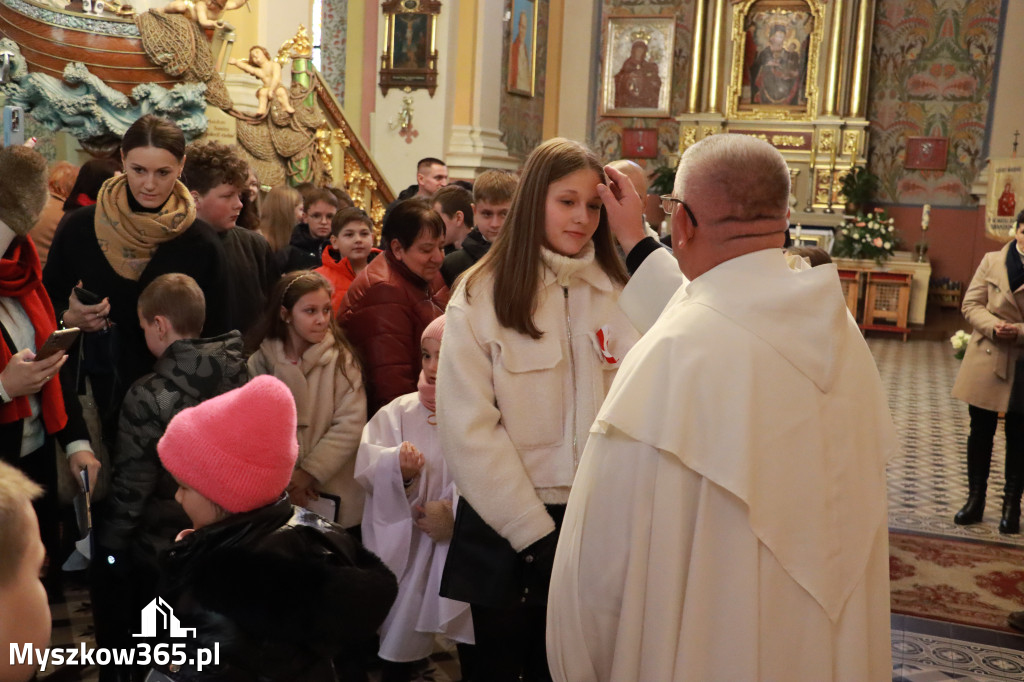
[0,461,42,586]
[260,186,303,252]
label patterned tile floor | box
[37,337,1024,680]
[873,337,1024,678]
[871,337,1023,545]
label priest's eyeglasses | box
[660,195,699,227]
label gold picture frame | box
[726,0,824,121]
[379,0,441,97]
[507,0,538,97]
[601,15,676,118]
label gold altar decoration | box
[678,0,877,226]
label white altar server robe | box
[355,393,473,662]
[547,249,897,681]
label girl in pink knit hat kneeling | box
[147,375,397,682]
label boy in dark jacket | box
[92,273,249,676]
[151,375,397,681]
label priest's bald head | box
[669,134,791,280]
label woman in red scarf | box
[0,145,98,592]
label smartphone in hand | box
[72,286,103,306]
[35,327,81,361]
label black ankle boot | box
[954,489,987,525]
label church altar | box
[832,252,931,326]
[677,0,877,232]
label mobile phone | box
[3,105,24,147]
[35,327,80,361]
[73,286,103,305]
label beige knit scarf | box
[94,174,196,281]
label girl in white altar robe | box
[354,315,474,680]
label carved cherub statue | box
[157,0,249,30]
[228,46,296,117]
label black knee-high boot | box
[955,431,993,525]
[1000,455,1024,534]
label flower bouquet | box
[950,330,970,360]
[832,208,900,265]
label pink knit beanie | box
[158,375,298,514]
[422,314,445,343]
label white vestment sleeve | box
[355,405,417,579]
[618,249,686,334]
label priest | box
[546,134,896,681]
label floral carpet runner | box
[890,531,1024,633]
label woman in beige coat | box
[951,213,1024,533]
[248,271,367,531]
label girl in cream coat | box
[436,138,639,681]
[249,271,367,531]
[951,221,1024,534]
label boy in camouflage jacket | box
[92,274,249,674]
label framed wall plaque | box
[904,136,949,171]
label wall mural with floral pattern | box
[867,0,1001,206]
[320,0,348,104]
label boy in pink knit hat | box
[148,375,397,682]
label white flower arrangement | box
[950,329,970,360]
[833,208,900,264]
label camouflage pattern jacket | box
[96,332,249,565]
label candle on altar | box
[795,223,802,240]
[921,203,931,232]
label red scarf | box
[0,238,67,432]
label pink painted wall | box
[881,204,1006,287]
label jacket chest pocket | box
[493,337,564,451]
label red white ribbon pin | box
[595,325,618,364]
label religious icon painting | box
[601,15,675,118]
[379,0,441,97]
[727,0,825,121]
[507,0,538,97]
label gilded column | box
[706,0,727,113]
[688,0,707,114]
[281,28,316,184]
[824,0,845,116]
[849,0,875,118]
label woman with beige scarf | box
[42,115,231,455]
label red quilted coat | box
[338,250,449,414]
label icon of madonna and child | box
[742,13,811,108]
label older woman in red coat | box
[338,199,448,415]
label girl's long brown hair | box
[259,186,302,252]
[463,138,628,339]
[249,271,363,383]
